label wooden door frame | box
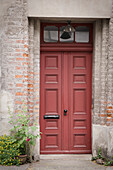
[40,22,93,154]
[40,23,93,52]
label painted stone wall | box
[28,18,40,160]
[92,16,113,158]
[28,0,112,18]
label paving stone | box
[0,164,29,170]
[28,159,107,170]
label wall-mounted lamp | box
[60,21,75,39]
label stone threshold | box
[40,154,92,160]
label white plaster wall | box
[0,0,15,16]
[28,0,112,18]
[92,124,113,157]
[0,0,15,32]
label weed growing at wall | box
[92,147,113,166]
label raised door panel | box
[73,89,86,114]
[45,89,58,114]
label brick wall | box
[93,19,109,125]
[0,0,29,133]
[106,7,113,125]
[0,0,40,160]
[93,16,113,126]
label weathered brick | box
[16,92,23,96]
[16,58,24,61]
[16,83,23,87]
[16,49,20,52]
[15,101,23,104]
[15,75,23,78]
[28,84,33,88]
[23,53,28,57]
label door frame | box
[40,22,93,154]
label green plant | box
[8,102,41,159]
[91,156,97,161]
[91,147,104,161]
[0,135,21,166]
[104,157,113,166]
[91,147,113,166]
[97,147,104,159]
[110,159,113,166]
[105,159,111,166]
[111,157,113,166]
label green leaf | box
[31,126,37,131]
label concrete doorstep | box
[40,154,92,160]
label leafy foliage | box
[8,102,41,157]
[92,147,104,161]
[104,157,113,166]
[97,147,104,159]
[0,135,21,166]
[92,147,113,166]
[91,156,97,161]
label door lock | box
[64,109,67,116]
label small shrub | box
[0,135,21,166]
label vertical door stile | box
[68,52,72,150]
[62,52,69,150]
[61,52,63,150]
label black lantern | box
[60,21,75,39]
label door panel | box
[40,52,92,154]
[69,53,92,152]
[40,52,62,151]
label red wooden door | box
[69,52,92,153]
[40,51,92,154]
